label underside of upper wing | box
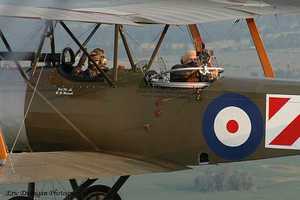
[0,151,186,184]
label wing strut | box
[119,25,136,71]
[246,18,275,78]
[113,24,120,81]
[28,182,35,199]
[50,21,56,68]
[188,24,204,54]
[0,128,8,166]
[146,25,170,71]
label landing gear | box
[81,185,121,200]
[8,197,32,200]
[8,176,130,200]
[67,176,130,200]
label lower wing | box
[0,151,186,184]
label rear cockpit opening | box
[143,49,224,89]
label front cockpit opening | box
[59,47,109,82]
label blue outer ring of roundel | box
[202,93,264,161]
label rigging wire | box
[7,52,45,174]
[27,83,100,151]
[178,25,193,47]
[9,55,45,154]
[123,28,149,63]
[121,28,138,62]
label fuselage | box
[2,66,300,169]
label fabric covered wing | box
[0,151,184,184]
[77,0,300,25]
[1,0,300,25]
[0,4,137,25]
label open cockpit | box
[144,49,224,89]
[58,47,109,82]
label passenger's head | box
[90,48,105,65]
[181,50,197,65]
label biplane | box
[1,0,300,199]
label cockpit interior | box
[58,47,109,82]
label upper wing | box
[0,4,138,25]
[0,151,186,184]
[75,0,300,25]
[0,0,300,25]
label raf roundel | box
[202,93,264,161]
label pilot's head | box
[181,50,197,65]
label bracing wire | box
[178,25,193,46]
[7,53,45,174]
[10,55,45,154]
[123,28,148,61]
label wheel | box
[8,197,33,200]
[80,185,122,200]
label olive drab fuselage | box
[23,67,300,169]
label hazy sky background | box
[0,1,300,200]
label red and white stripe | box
[266,94,300,150]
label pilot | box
[181,50,198,67]
[180,50,200,82]
[72,48,108,80]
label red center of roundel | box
[226,120,239,134]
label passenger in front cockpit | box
[88,48,108,79]
[72,48,108,80]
